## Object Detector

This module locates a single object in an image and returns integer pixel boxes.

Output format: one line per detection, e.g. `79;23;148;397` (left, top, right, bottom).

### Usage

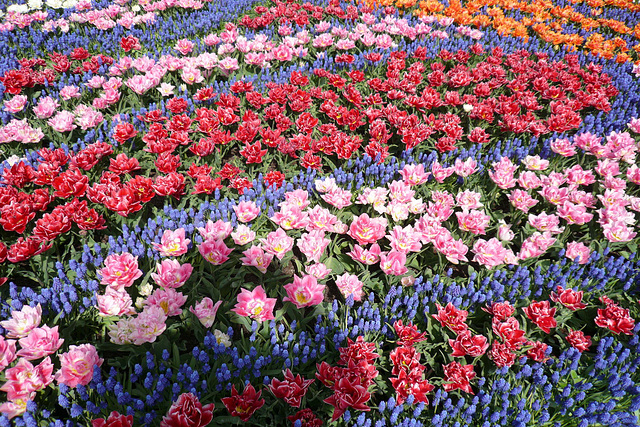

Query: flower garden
1;0;640;424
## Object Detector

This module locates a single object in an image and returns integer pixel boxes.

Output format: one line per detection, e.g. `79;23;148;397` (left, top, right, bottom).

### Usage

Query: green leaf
173;343;180;367
467;265;476;277
230;313;253;331
211;416;241;426
310;303;327;318
323;257;345;275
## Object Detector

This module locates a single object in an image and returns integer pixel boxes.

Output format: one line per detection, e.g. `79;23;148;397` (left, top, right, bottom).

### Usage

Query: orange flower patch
376;0;640;63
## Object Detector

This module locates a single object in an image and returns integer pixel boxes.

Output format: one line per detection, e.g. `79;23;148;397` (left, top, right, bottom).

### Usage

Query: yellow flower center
357;227;371;240
160;301;169;314
295;292;310;305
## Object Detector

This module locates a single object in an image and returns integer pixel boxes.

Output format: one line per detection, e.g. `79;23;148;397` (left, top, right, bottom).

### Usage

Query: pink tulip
198;238;233;265
260;228;294;260
348;213;387;245
233;201;260;223
16;325;64;360
151;259;193;288
0;303;42;339
0;356;53;402
48;110;76;132
144;288;187;317
305;263;332;280
152;228;191;257
96;288;135;317
387;226;422;254
198;220;233;241
380;251;409;276
0;336;17;372
240;245;274;274
189;297;223;328
335;273;364;301
283;275;326;308
98;252;143;291
565;242;591;264
347;243;382;265
472;238;507;269
399;163;430;186
231;224;256;245
55;344;103;388
271;204;309;230
231;286;276;321
297;230;330;263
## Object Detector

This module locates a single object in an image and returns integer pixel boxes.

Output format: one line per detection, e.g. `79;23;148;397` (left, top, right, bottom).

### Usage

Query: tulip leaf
323;256;345;275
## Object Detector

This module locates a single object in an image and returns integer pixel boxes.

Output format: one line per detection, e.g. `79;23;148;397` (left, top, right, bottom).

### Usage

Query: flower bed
0;0;640;425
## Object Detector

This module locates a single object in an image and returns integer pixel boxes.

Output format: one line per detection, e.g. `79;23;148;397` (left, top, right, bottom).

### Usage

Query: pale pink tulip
0;303;42;339
55;344;103;388
283;275;326;308
189;297;223;328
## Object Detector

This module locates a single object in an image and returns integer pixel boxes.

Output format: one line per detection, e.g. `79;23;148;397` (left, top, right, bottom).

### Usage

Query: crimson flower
217;163;244;180
523;300;557;334
268;369;314;408
595;302;635;335
341;359;379;389
287;409;322;427
31;208;72;242
300;152;322;170
92;411;133;427
166;97;188;114
550;286;587;311
0;202;35;234
155;152;182;174
104;187;142;217
338;336;379;365
8;237;51;263
566;329;592;352
221;383;265;422
2;161;35;188
192;176;222;195
323;378;371;421
389;346;423;375
160;393;214;427
109;153;140;175
526;341;549;362
489;341;517;368
70;47;90;60
492;317;527;350
442;361;476;394
229;176;253;195
449;330;489;358
239;141;267;164
389;367;434;405
153;173;185;199
0;241;7;263
482;301;515;321
126;176;155;203
120;36;141;52
315;361;338;389
113;123;138;144
263;170;285;189
432;303;468;333
52;168;88;198
335;54;355;64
